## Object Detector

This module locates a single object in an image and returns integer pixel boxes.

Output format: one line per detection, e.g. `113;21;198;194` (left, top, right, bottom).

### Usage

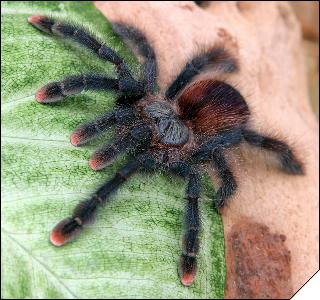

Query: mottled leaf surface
1;1;225;298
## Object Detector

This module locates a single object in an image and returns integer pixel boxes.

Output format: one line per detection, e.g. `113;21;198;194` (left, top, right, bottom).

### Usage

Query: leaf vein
2;228;78;299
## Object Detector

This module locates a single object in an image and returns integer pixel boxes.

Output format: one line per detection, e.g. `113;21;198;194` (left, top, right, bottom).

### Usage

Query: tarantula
28;15;303;286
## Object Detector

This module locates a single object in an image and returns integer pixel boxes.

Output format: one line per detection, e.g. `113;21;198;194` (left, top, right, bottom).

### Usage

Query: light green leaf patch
1;1;225;298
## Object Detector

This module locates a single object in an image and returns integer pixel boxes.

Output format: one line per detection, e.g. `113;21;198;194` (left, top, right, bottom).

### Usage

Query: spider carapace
28;15;303;286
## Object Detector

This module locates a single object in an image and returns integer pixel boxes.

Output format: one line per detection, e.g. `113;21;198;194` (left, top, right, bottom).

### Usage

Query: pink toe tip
181;272;195;286
28;15;44;24
50;228;66;247
89;158;99;171
35;88;46;102
70;133;81;147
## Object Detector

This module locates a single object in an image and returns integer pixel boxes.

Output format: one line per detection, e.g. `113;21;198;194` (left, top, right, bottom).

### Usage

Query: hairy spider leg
89;123;152;170
189;129;242;209
242;129;304;175
211;148;237;209
28;15;144;98
50;155;154;247
112;23;157;93
28;15;129;73
165;47;238;100
190;128;243;163
35;74;119;103
180;174;201;287
169;162;201;286
71;107;137;146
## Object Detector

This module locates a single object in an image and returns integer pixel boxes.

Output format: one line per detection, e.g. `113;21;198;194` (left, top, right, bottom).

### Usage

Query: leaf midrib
1;228;78;299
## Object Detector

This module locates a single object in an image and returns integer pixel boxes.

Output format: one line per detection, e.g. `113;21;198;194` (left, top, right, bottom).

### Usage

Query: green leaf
1;1;225;298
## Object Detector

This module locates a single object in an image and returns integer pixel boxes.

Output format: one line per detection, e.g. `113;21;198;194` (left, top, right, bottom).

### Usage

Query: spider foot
28;15;53;34
179;255;197;286
70;124;99;147
50;217;82;247
281;153;304;175
35;82;65;103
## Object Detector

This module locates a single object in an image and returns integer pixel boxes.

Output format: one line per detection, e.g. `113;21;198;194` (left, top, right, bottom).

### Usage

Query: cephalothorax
28;15;303;286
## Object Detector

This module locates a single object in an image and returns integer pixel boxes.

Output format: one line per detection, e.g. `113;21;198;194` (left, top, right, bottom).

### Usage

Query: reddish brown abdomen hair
177;80;250;135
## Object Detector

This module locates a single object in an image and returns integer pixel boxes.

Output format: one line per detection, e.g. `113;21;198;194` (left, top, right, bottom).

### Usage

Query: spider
28;15;304;287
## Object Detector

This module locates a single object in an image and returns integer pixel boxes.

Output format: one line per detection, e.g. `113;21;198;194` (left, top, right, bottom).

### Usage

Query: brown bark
94;1;319;298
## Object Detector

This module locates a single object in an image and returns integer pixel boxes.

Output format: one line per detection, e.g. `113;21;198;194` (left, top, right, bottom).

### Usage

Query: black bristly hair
28;15;304;287
111;22;157;93
165;47;238;100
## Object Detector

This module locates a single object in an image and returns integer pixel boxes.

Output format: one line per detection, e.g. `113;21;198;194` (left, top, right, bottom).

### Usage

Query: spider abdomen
177;80;250;135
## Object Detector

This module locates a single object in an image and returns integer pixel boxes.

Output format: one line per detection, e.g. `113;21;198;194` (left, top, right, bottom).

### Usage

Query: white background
292;271;320;300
